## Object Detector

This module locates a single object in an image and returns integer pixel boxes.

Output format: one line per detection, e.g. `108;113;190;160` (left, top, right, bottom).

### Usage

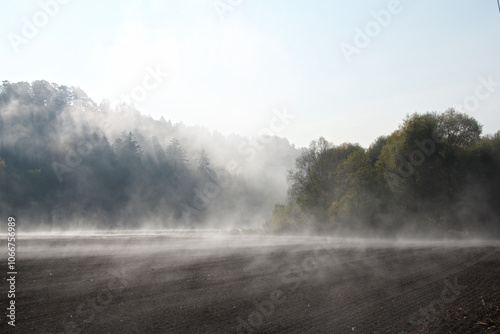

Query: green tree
436;108;482;150
455;131;500;233
287;138;364;227
287;137;333;218
329;149;377;229
376;112;443;209
435;109;482;203
367;136;387;165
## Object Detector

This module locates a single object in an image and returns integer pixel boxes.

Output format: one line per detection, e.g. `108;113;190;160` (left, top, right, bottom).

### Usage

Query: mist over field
1;1;500;333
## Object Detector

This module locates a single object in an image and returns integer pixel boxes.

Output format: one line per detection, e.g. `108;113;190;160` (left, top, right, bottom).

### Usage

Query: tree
166;139;188;167
287;138;365;226
198;149;214;179
376;112;444;209
287;137;332;213
436;108;482;150
455;131;500;233
435;109;482;203
125;132;143;159
329;149;377;229
113;132;143;162
367;136;388;165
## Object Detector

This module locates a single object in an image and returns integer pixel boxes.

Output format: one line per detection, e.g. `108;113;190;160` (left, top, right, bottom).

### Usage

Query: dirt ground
1;235;499;333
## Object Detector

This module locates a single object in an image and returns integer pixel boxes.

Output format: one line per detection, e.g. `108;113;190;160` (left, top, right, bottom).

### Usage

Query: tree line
0;80;297;228
3;80;498;236
269;109;500;237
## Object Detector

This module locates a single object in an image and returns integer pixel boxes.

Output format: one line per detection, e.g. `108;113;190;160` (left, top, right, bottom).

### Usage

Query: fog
0;81;299;231
1;81;499;241
2;2;500;332
6;229;500;260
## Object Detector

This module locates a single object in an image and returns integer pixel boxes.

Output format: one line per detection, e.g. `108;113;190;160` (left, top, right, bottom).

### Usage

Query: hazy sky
2;0;500;147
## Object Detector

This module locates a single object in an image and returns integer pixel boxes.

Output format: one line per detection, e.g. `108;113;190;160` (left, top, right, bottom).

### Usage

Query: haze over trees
1;80;499;237
270;110;500;237
0;80;298;229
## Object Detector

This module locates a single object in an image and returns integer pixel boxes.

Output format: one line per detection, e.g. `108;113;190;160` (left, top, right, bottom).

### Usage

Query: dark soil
1;236;498;333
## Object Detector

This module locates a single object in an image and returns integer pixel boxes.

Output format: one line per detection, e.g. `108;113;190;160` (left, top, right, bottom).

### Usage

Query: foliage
273;110;500;237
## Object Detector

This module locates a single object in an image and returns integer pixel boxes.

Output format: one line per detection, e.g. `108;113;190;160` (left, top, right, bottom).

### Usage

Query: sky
1;0;500;148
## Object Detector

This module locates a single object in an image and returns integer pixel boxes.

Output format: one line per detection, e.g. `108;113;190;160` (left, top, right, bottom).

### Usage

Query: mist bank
269;109;500;238
0;80;298;229
2;80;499;238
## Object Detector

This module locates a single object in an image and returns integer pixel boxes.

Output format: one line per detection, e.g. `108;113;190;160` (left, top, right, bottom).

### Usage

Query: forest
270;110;500;237
0;80;298;229
1;80;499;237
